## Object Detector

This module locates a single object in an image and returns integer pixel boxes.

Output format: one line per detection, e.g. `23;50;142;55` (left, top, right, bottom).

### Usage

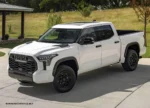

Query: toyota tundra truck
8;22;146;93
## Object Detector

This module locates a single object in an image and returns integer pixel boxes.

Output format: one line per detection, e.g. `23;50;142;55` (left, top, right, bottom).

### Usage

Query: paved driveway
0;48;150;108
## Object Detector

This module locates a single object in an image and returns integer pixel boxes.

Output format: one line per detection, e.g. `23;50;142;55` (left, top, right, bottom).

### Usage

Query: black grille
9;54;37;73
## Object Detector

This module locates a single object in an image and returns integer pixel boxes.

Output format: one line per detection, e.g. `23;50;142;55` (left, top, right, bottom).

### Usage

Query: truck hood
11;41;67;55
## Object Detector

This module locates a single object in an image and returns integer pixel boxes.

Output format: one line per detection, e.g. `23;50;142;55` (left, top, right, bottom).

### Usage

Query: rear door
94;25;121;67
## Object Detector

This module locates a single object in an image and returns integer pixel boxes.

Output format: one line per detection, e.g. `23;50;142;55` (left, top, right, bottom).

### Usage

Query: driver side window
81;28;97;41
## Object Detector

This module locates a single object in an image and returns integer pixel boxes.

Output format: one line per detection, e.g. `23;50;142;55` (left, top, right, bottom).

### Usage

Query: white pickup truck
8;22;146;92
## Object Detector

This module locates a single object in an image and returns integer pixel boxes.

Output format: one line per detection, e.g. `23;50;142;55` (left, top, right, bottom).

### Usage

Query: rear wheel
122;49;139;71
53;65;76;93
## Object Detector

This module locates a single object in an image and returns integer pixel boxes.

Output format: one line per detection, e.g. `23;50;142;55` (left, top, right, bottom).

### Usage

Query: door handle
114;41;120;44
96;45;102;48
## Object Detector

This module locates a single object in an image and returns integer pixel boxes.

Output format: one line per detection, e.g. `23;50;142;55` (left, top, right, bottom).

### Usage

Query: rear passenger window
94;25;114;41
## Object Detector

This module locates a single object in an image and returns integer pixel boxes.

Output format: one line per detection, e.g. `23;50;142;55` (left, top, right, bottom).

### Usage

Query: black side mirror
82;37;94;45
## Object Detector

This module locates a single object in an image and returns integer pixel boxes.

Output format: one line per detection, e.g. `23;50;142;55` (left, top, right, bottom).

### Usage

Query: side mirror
82;37;94;45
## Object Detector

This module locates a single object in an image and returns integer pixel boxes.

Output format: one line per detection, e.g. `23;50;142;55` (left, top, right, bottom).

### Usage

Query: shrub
8;24;12;34
80;6;93;17
50;9;54;13
47;14;62;29
76;0;93;17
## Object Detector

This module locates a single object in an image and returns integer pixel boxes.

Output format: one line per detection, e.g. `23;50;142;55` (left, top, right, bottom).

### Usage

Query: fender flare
52;57;79;76
124;42;140;57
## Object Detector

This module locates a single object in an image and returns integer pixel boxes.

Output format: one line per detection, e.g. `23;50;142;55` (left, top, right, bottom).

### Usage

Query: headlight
37;54;58;66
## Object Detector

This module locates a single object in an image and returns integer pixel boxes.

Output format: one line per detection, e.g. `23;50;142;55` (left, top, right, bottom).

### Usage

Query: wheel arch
53;57;79;77
124;42;140;57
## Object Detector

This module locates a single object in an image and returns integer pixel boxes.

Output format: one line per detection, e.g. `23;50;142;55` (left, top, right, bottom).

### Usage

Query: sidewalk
117;81;150;108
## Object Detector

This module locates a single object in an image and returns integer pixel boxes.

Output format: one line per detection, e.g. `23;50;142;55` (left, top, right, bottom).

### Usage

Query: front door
78;27;102;73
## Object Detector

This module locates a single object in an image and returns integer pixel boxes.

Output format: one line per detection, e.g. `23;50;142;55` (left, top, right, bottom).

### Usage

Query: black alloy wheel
122;50;139;71
53;65;76;93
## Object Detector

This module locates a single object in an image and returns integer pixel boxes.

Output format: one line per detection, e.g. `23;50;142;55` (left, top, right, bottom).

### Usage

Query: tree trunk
144;13;147;47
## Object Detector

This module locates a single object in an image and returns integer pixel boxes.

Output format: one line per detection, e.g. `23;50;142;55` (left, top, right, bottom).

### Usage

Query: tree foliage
76;0;93;17
30;0;43;12
132;0;150;46
0;0;131;12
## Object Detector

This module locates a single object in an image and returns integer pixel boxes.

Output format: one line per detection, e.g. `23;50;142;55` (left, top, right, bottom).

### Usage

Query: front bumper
9;70;33;82
8;69;54;84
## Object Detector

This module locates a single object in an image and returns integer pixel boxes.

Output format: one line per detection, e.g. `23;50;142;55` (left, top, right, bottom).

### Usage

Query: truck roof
53;22;112;29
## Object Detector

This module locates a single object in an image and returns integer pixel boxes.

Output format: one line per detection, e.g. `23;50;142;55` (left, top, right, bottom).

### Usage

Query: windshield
39;28;81;43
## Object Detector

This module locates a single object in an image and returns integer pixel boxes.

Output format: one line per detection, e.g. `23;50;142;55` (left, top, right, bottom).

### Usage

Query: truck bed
117;30;141;36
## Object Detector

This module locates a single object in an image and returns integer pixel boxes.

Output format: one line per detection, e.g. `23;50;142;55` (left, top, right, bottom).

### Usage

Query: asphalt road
0;48;150;108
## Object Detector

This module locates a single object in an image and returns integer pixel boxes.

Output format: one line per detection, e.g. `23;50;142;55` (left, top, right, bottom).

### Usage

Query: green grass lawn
0;8;150;57
0;51;5;57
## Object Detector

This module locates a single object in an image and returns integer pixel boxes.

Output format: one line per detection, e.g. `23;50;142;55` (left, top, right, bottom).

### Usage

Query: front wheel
122;50;139;71
53;65;76;93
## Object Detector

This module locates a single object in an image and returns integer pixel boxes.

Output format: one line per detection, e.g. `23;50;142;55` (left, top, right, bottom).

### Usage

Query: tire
53;65;76;93
122;49;139;71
